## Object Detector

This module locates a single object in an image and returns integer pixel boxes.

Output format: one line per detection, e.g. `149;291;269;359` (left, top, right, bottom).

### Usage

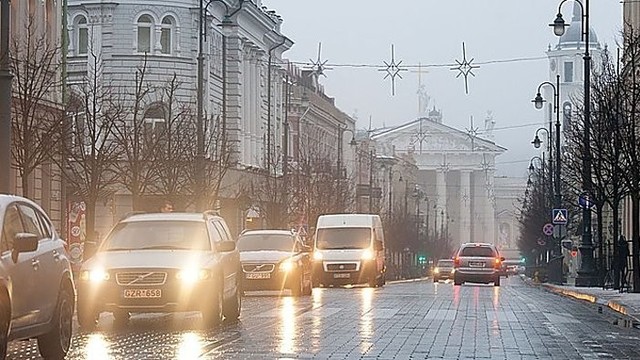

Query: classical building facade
65;0;292;235
371;109;506;248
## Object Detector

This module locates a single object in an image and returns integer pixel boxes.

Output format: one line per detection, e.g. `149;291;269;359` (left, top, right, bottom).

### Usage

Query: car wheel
376;273;385;287
202;287;223;328
77;300;99;331
291;274;304;297
223;282;241;323
494;277;501;287
302;275;313;296
433;276;439;283
112;310;130;327
0;295;9;360
38;286;73;359
454;275;462;286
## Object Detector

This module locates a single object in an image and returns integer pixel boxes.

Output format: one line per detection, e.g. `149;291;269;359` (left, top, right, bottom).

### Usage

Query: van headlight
313;251;323;261
80;268;110;282
176;268;210;283
361;249;374;261
279;260;295;272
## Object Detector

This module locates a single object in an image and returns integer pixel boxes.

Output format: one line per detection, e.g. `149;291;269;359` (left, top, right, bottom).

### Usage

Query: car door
0;204;38;329
21;204;64;323
212;220;238;298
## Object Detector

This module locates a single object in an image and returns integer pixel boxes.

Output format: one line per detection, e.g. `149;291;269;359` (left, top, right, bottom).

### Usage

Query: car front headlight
279;260;295;272
450;268;455;274
313;251;323;261
433;267;440;274
361;249;374;261
80;268;110;282
176;268;210;283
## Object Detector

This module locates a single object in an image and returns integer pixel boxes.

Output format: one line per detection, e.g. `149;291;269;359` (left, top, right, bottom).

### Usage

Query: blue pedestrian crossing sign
552;209;568;225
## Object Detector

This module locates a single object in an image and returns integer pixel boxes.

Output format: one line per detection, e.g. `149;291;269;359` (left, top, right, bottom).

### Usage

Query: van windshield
316;228;371;250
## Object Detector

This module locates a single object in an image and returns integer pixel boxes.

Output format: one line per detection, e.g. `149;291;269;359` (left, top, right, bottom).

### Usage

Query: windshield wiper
137;245;188;250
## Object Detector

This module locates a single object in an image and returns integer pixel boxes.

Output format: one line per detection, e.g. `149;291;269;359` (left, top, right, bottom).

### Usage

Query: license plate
123;288;161;298
469;262;485;267
333;273;350;279
246;273;271;279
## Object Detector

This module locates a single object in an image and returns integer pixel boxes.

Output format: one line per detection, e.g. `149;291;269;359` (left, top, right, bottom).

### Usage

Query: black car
238;230;312;296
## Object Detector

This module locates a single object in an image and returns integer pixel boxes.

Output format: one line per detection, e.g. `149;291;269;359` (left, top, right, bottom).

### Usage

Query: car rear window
459;246;496;257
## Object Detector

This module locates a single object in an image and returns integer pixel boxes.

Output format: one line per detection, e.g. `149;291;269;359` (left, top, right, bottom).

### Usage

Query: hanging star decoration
308;42;331;78
465;116;479;151
378;44;407;96
450;42;479;94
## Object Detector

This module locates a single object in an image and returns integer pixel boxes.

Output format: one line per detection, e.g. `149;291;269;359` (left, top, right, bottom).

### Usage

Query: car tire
38;286;73;359
202;287;223;328
494;277;501;287
112;310;130;327
433;276;439;283
376;273;385;287
223;282;241;323
302;275;313;296
0;294;9;360
77;299;99;331
454;276;462;286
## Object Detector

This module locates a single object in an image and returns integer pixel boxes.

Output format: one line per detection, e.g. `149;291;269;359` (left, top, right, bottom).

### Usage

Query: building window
564;61;573;83
77;16;89;55
144;104;166;143
160;16;175;55
137;15;153;53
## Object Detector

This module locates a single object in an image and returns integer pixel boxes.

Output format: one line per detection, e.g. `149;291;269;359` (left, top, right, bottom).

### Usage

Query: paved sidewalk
530;277;640;328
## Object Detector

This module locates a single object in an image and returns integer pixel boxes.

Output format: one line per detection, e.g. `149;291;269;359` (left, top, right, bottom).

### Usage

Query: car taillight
453;257;460;267
494;258;501;269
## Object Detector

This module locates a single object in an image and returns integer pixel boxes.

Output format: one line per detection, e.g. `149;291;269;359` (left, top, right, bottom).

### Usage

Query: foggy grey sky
263;0;623;177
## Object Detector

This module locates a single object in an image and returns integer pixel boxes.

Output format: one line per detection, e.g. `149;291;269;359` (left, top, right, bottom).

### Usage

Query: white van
311;214;386;287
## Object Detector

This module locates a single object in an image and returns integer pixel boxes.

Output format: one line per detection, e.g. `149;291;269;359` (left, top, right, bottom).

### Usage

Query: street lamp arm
534;81;558;113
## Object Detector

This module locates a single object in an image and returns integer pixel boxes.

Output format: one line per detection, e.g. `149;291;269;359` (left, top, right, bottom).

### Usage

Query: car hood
82;250;212;270
240;250;292;263
315;249;367;261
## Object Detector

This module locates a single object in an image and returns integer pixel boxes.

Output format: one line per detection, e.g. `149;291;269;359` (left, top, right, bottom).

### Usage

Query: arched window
160;16;175;55
76;16;88;55
137;15;153;53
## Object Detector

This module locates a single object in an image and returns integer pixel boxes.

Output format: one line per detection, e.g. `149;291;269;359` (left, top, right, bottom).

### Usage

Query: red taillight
454;257;460;267
494;258;501;269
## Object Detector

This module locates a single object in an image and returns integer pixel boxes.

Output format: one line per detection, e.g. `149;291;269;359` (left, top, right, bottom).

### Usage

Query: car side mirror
217;240;236;252
500;256;505;262
12;233;39;263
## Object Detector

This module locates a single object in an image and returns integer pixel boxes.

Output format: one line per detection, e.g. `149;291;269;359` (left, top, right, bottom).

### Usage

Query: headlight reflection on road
493;286;500;309
84;333;111;360
177;332;203;360
278;296;297;355
310;288;324;350
359;287;374;353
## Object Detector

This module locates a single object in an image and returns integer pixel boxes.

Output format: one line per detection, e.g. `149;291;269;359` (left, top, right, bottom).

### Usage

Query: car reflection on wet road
7;277;640;359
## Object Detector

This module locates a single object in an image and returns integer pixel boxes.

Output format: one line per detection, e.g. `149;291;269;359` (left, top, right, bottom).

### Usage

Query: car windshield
459;246;496;257
316;228;371;250
237;234;294;252
100;221;210;251
437;260;454;267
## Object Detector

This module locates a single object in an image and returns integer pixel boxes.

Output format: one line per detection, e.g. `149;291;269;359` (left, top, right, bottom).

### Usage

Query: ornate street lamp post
550;0;596;286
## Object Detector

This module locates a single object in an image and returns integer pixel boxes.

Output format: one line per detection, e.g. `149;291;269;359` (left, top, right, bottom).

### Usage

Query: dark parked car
76;211;241;329
0;195;75;359
238;230;312;296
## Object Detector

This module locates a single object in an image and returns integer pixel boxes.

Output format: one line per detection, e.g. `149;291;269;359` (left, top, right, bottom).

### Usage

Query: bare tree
10;16;63;197
54;54;123;240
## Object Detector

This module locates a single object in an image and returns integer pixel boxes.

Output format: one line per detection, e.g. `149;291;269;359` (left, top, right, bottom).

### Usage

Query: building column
436;169;447;232
459;170;471;246
485;169;496;245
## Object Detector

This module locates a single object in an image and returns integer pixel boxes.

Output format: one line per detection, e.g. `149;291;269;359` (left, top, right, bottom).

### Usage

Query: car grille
242;263;275;273
116;272;167;286
326;263;358;272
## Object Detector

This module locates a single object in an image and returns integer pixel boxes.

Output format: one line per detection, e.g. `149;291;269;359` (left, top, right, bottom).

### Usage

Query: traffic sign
542;223;554;236
553;224;567;239
579;192;594;209
552;209;568;225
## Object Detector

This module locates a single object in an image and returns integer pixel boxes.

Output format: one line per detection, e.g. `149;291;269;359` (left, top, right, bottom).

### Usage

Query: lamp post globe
551;13;567;36
532;93;545;110
532;135;542;149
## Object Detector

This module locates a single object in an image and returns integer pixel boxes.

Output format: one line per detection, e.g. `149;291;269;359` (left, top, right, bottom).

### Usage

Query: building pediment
371;117;506;155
